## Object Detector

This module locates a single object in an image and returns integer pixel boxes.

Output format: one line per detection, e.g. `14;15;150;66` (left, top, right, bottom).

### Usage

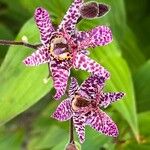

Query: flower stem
0;39;42;49
69;117;74;144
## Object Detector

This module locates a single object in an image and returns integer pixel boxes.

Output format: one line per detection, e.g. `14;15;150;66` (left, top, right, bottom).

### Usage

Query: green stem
69;117;74;144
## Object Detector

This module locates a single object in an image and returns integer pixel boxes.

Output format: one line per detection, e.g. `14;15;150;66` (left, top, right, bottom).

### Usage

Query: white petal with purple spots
23;46;50;66
68;77;79;97
77;26;112;50
73;52;110;80
52;98;72;121
35;7;54;45
100;92;125;108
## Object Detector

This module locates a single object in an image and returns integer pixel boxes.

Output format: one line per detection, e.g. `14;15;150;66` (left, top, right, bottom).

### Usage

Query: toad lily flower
23;0;112;100
52;75;125;143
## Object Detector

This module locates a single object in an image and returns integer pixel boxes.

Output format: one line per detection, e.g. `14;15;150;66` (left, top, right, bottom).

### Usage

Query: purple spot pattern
52;75;125;143
78;74;105;100
52;98;73;121
73;112;86;143
50;58;72;100
100;92;125;108
23;46;50;66
80;49;90;55
73;52;110;80
58;0;83;36
68;77;79;97
77;26;112;50
35;7;54;45
86;109;119;137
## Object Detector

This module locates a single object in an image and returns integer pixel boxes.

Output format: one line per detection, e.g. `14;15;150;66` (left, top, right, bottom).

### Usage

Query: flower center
50;36;71;60
72;95;90;111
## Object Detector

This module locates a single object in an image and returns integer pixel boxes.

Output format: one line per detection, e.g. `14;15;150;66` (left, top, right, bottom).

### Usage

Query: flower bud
80;2;99;19
65;143;78;150
80;2;110;19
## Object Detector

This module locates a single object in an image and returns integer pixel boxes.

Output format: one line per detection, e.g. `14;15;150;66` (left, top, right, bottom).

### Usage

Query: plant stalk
0;39;42;49
69;117;74;144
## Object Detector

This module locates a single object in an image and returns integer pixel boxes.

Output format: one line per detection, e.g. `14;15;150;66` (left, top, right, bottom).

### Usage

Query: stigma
50;36;71;60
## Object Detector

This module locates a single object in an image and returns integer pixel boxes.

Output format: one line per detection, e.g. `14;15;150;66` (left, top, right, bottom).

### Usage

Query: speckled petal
77;26;112;50
35;7;54;45
80;49;90;55
68;77;79;97
86;109;119;137
23;46;50;66
52;98;72;121
100;92;125;108
73;112;86;143
78;75;105;100
73;52;110;80
50;59;71;100
58;0;83;35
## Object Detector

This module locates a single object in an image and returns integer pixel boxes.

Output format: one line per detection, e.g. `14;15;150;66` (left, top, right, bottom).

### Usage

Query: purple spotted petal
80;49;90;55
100;92;125;108
77;26;112;50
73;112;86;143
73;52;110;80
58;0;83;35
35;7;54;45
50;59;71;100
23;46;50;66
86;109;119;137
78;75;106;100
68;77;79;97
52;98;72;121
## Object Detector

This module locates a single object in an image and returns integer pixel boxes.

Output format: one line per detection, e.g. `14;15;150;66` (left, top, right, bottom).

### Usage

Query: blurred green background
0;0;150;149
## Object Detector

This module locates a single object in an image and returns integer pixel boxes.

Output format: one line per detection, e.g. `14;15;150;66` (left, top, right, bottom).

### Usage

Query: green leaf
124;112;150;150
0;23;14;64
103;0;127;40
0;128;24;150
0;18;52;125
125;0;150;59
28;125;68;150
119;26;146;73
134;60;150;112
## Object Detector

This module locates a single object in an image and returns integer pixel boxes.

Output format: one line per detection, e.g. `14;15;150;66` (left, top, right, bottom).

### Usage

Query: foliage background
0;0;150;149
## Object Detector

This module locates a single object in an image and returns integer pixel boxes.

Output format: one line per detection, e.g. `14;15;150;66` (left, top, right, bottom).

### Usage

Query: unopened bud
98;3;110;17
65;143;78;150
80;2;98;19
80;2;110;19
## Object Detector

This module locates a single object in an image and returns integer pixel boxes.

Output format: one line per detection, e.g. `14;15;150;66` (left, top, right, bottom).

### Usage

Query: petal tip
22;58;29;66
54;92;62;100
117;92;126;100
35;7;45;13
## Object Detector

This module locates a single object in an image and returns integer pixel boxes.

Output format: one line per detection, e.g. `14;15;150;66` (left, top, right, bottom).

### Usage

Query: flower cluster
23;0;112;100
23;0;125;144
